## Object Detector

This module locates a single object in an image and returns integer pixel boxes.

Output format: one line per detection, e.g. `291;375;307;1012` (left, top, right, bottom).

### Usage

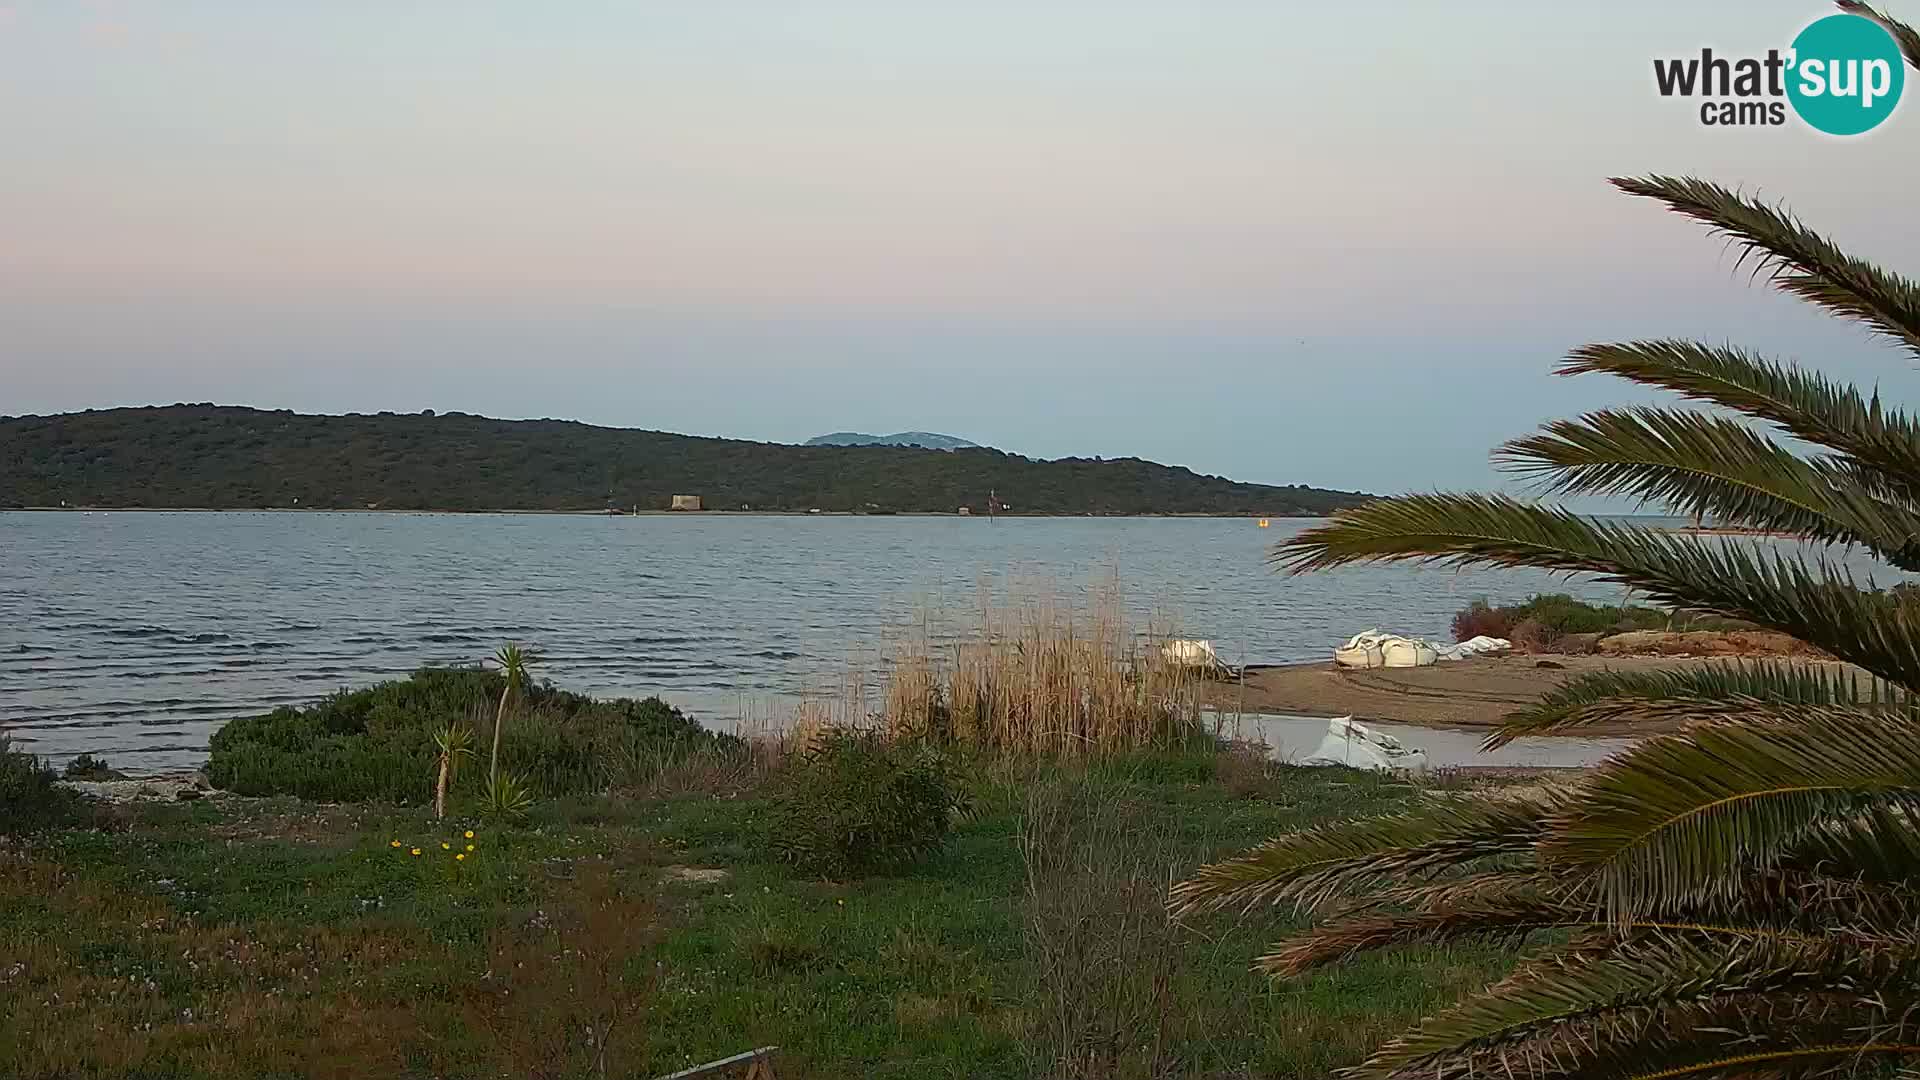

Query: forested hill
0;406;1370;516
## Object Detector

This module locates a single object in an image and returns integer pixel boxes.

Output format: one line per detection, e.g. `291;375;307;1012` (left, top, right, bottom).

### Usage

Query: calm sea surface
2;511;1898;772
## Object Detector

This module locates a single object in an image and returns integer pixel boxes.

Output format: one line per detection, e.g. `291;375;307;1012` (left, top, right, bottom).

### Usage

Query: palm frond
1838;1;1920;72
1275;495;1920;691
1347;936;1920;1080
1611;175;1920;355
1497;405;1920;568
1785;803;1920;887
1254;899;1842;980
1488;662;1911;747
1559;341;1920;500
1166;796;1556;918
1270;867;1920;980
1543;711;1920;916
1407;998;1920;1080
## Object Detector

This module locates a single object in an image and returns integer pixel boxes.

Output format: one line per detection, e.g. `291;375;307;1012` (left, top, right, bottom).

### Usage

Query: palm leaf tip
1168;796;1556;918
1607;176;1920;355
1485;661;1909;748
1837;0;1920;71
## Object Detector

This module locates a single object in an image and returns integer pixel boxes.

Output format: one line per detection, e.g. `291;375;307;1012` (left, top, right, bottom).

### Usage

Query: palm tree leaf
1257;900;1837;980
1346;936;1920;1080
1275;495;1920;691
1488;662;1910;747
1611;175;1920;355
1784;803;1920;888
1166;795;1557;918
1424;1000;1920;1080
1497;406;1920;569
1838;1;1920;76
1262;866;1918;978
1542;710;1920;916
1559;341;1920;502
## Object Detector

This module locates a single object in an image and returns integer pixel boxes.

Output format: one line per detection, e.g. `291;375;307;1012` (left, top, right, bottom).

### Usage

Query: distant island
0;405;1371;516
805;431;982;451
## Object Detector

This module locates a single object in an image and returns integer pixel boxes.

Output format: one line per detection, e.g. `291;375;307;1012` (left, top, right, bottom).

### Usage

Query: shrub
61;753;120;780
1506;616;1560;653
0;738;86;833
1450;593;1670;642
208;666;737;803
1020;769;1189;1078
769;727;962;878
1449;599;1514;642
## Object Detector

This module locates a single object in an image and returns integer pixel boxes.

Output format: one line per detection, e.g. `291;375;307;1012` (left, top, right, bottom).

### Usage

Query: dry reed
873;581;1211;757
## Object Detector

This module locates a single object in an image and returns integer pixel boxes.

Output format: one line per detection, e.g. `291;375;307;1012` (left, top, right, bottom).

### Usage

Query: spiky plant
486;643;535;784
1173;7;1920;1078
478;770;535;821
431;722;475;820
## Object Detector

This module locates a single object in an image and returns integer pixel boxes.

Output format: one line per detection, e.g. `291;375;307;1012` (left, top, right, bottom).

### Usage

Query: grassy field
0;751;1522;1079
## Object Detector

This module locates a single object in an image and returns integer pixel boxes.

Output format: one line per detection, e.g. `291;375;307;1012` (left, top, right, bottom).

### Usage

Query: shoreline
5;506;1328;519
1206;654;1857;738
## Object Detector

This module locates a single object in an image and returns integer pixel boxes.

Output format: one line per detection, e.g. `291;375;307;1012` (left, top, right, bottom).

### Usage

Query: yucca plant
431;722;475;820
1173;6;1920;1078
478;770;535;820
486;643;535;784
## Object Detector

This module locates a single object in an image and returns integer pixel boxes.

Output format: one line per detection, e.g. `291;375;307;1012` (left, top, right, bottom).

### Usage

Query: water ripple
3;510;1891;769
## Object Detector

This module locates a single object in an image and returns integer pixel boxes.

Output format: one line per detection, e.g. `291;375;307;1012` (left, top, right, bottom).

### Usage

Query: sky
3;1;1917;497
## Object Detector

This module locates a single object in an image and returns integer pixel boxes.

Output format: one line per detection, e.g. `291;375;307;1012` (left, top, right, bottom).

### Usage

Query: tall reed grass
863;581;1213;757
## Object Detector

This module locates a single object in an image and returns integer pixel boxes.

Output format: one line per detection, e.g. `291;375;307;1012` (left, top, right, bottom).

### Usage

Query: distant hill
805;431;981;450
0;405;1371;516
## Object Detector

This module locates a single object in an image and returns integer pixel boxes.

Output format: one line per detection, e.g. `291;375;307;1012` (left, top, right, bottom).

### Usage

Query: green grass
1;751;1524;1079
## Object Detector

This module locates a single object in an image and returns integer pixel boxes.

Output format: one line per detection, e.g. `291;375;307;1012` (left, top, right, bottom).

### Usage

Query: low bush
207;666;737;803
769;727;963;878
1506;616;1559;652
1451;593;1671;644
0;738;87;833
62;753;120;780
1449;599;1514;642
1019;769;1190;1078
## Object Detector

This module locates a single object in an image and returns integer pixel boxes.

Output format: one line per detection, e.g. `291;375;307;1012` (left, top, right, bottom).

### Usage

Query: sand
1207;654;1860;737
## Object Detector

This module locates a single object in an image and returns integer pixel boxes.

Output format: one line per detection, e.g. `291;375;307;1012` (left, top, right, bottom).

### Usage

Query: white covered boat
1335;630;1507;669
1334;630;1438;669
1162;638;1237;678
1301;716;1429;772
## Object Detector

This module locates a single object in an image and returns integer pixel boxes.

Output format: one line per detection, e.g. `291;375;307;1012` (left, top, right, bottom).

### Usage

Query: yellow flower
456;853;466;861
389;840;401;848
441;842;450;850
410;848;421;857
465;844;475;852
464;830;474;839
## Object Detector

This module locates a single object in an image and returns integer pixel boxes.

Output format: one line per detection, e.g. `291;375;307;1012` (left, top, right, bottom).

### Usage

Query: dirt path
1206;654;1860;736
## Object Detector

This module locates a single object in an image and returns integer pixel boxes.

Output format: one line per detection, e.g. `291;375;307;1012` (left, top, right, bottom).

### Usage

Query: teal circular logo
1787;13;1905;135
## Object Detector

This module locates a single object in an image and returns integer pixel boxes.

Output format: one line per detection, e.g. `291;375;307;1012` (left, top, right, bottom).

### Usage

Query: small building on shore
669;494;703;511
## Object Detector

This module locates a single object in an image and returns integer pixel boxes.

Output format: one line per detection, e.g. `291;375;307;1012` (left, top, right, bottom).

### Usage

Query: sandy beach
1209;654;1860;737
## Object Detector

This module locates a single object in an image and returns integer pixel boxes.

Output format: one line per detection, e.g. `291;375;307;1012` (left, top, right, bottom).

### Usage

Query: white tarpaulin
1301;716;1430;772
1334;630;1508;669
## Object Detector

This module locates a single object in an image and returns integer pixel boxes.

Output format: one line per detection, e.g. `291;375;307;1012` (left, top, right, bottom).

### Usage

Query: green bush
770;728;963;879
62;753;120;780
207;666;737;804
0;738;86;834
1451;593;1670;642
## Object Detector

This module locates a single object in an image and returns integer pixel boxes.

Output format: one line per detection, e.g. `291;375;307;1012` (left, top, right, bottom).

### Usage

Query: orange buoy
1257;518;1270;528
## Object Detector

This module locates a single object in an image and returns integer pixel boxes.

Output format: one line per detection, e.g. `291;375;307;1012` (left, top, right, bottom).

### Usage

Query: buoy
1257;518;1270;528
